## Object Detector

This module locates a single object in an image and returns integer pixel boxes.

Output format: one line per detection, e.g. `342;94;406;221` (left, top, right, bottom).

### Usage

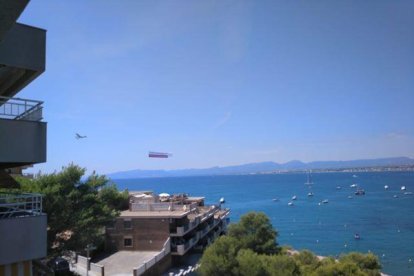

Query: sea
113;171;414;276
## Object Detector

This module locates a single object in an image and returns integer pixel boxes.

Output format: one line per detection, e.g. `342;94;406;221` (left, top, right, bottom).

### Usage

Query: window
123;219;132;229
124;238;133;247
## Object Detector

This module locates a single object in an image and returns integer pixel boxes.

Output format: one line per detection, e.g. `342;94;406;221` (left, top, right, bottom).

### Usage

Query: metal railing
201;206;218;222
171;217;200;236
0;192;43;219
130;202;198;212
0;96;43;121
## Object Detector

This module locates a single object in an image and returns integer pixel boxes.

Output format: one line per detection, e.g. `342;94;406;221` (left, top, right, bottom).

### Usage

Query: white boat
272;198;279;202
336;186;341;190
352;175;358;178
292;195;297;200
401;186;406;191
322;199;329;204
348;195;353;199
350;184;357;188
393;195;398;198
355;189;365;195
404;192;413;195
307;192;314;197
220;197;226;204
288;202;294;206
305;170;313;185
384;185;389;190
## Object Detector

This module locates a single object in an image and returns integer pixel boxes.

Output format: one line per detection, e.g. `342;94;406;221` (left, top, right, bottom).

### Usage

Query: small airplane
75;133;87;139
148;151;172;158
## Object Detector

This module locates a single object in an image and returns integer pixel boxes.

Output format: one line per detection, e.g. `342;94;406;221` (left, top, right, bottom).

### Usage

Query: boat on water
350;184;357;188
288;201;294;206
384;185;389;190
404;192;413;195
352;175;358;178
354;233;361;240
304;170;313;185
272;198;279;202
348;195;353;199
336;186;341;190
322;199;329;204
307;192;314;197
393;195;398;198
355;189;365;195
401;186;406;191
292;195;297;200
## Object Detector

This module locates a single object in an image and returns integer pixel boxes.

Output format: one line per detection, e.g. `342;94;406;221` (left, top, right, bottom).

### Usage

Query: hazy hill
107;157;414;179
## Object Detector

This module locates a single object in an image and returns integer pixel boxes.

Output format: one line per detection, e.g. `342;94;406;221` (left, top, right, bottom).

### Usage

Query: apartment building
0;1;47;275
105;191;230;274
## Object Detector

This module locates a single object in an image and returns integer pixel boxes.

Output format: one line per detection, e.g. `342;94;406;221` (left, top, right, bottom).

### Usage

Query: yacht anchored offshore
305;170;314;185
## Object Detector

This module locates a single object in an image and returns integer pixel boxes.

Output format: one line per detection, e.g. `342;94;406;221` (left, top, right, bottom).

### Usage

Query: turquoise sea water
114;172;414;276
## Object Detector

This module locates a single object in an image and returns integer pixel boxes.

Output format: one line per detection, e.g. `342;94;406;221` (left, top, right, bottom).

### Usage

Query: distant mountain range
107;157;414;179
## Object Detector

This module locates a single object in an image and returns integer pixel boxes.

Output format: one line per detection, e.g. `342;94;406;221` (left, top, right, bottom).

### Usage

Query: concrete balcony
0;23;46;98
200;207;217;222
170;218;199;237
0;96;46;169
171;234;200;256
0;193;47;265
173;241;190;256
0;1;29;42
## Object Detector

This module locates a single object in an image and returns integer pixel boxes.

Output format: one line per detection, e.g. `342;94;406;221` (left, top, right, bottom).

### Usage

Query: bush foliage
199;212;381;276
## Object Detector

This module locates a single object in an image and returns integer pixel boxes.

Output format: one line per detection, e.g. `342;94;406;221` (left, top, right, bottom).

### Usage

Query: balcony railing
130;202;198;212
172;207;225;235
0;96;43;121
0;192;43;219
201;206;218;222
172;234;200;255
171;217;200;236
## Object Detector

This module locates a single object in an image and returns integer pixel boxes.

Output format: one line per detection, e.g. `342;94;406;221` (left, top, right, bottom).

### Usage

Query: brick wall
106;218;170;252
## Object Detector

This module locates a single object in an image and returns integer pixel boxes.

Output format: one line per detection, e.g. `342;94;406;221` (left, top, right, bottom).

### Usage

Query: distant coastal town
255;165;414;175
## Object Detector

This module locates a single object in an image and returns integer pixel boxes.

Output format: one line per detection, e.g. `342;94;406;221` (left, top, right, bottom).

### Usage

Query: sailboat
304;170;313;185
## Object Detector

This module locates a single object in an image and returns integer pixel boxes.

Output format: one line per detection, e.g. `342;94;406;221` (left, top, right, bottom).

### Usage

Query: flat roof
97;250;159;276
120;210;190;219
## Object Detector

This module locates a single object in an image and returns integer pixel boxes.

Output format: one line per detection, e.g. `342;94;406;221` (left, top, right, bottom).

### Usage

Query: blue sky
19;0;414;174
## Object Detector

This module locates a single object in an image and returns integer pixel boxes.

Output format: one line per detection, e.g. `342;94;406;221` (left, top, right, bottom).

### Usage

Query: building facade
0;1;47;275
105;192;230;274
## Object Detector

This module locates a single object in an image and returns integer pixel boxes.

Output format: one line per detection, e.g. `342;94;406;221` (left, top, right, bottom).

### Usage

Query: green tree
198;236;241;276
18;164;126;256
235;249;267;276
98;184;129;211
339;252;381;276
228;212;280;254
199;212;282;276
294;250;320;274
261;254;301;276
198;212;382;276
311;261;367;276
